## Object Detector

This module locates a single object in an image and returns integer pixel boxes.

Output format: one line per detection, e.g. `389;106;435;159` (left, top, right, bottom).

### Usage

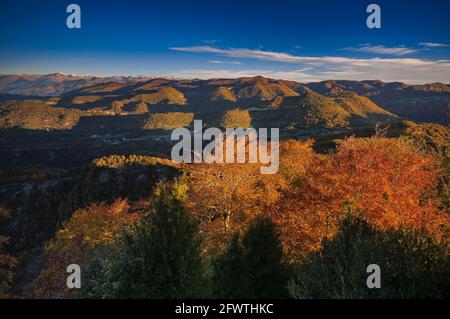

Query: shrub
92;154;177;169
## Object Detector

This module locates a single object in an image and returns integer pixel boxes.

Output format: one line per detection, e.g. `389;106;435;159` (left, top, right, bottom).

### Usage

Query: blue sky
0;0;449;83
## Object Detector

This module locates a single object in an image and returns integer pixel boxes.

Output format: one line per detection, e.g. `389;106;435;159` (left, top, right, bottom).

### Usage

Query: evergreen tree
81;179;210;298
288;214;450;299
213;216;288;298
212;234;246;298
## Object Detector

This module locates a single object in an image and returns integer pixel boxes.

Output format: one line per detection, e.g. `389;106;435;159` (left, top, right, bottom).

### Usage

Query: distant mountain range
0;74;449;127
0;73;153;96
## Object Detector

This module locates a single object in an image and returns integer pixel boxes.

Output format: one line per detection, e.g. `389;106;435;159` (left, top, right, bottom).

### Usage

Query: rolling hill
305;80;450;123
1;75;448;132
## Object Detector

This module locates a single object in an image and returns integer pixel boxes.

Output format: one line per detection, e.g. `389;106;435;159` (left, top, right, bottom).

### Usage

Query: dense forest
1;0;449;303
1;121;448;299
0;74;449;299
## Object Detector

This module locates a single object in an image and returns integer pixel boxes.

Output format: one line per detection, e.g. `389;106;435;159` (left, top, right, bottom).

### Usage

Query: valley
0;75;408;168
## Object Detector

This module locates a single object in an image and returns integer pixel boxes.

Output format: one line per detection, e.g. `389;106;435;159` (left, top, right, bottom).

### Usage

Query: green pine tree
80;179;210;298
288;214;450;299
213;216;289;298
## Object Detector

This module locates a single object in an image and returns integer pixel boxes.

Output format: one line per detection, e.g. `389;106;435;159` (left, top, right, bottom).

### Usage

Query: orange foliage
188;162;263;252
274;137;449;262
24;136;449;297
278;139;314;183
27;199;146;298
186;139;313;254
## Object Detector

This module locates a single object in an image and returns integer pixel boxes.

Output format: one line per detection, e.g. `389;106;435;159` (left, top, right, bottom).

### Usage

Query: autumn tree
188;163;259;230
278;139;313;184
274;137;449;262
186;160;278;255
27;199;143;298
186;139;313;254
213;216;289;298
401;122;450;212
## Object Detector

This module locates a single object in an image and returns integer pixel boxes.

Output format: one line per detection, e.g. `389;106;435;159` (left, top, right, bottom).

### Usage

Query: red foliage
27;199;146;298
274;137;449;261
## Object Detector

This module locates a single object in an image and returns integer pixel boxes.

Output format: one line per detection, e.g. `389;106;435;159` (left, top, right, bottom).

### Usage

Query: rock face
0;158;181;252
0;156;180;294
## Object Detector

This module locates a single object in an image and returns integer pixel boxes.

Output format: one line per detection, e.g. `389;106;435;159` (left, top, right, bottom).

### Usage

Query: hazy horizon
1;0;449;84
1;72;449;86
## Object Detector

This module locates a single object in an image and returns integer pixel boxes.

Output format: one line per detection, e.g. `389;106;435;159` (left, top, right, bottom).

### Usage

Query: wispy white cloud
171;46;318;63
208;60;242;65
342;45;417;56
418;42;449;48
170;46;450;83
170;46;425;64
